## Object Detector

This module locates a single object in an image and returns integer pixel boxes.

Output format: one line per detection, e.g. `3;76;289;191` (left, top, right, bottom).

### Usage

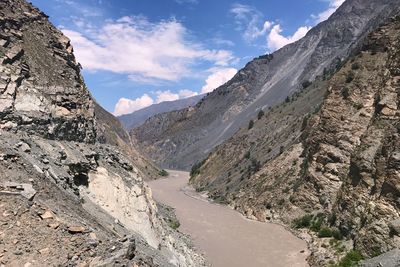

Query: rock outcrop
0;1;205;266
132;0;400;170
191;15;400;266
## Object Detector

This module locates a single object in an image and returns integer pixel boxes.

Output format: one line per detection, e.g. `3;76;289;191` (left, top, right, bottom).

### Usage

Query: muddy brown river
148;170;309;267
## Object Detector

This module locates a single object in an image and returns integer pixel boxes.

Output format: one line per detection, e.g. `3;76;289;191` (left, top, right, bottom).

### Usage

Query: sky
30;0;344;116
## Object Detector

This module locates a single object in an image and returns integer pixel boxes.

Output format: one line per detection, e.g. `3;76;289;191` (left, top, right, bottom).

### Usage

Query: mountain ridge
132;0;400;170
191;14;400;266
118;94;204;130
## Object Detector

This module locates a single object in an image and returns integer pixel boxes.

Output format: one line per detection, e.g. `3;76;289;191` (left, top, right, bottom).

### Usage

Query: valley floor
148;170;309;267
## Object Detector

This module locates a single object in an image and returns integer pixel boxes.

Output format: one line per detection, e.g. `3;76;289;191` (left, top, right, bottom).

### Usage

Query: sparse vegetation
333;250;363;267
248;119;254;129
292;214;313;228
257;109;265;120
190;159;206;178
318;227;333;238
302;80;312;89
250;158;261;173
341;87;350;99
351;62;360;70
345;72;355;83
159;169;169;176
168;219;180;230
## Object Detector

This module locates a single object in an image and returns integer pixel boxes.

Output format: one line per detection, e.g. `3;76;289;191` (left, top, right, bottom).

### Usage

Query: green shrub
250;158;261;173
310;217;324;232
341;87;350;99
351;62;360;70
257;109;265;120
159;169;169;176
318;227;333;238
332;229;343;240
292;214;313;229
168;219;180;230
190;159;206;177
345;72;355;83
337;250;363;267
302;80;312;89
248;119;254;129
244;151;251;159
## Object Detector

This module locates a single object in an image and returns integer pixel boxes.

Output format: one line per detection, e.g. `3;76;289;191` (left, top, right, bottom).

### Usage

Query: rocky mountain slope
133;0;400;170
119;94;204;130
0;1;205;266
191;15;400;266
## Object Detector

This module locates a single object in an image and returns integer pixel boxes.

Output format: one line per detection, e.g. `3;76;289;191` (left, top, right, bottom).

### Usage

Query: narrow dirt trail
148;170;309;267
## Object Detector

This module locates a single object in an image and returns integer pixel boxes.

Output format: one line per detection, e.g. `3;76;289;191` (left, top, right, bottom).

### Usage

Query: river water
148;170;309;267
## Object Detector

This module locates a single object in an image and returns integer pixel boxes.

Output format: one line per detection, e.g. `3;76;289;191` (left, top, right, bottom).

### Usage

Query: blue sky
30;0;344;115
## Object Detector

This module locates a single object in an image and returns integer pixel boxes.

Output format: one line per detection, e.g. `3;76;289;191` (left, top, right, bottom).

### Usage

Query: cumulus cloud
62;16;235;83
113;94;154;116
313;0;345;23
113;89;199;116
201;68;237;94
267;25;311;51
178;89;198;98
230;4;273;42
175;0;198;4
155;90;180;103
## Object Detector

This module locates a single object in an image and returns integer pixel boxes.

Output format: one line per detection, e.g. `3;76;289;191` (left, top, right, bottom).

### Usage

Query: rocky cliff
132;0;400;170
191;15;400;266
0;1;205;266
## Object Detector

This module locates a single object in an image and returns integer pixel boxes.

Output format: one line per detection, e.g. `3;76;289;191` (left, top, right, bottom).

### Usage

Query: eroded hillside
191;16;400;266
0;1;205;266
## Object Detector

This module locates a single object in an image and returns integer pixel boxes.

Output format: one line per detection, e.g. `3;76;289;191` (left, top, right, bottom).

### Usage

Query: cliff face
132;0;400;170
0;0;95;143
191;16;400;265
0;1;205;266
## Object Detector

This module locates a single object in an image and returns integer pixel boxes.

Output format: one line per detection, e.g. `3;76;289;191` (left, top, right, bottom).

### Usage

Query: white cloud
62;16;235;83
313;0;345;23
175;0;198;4
179;89;198;98
212;37;235;47
201;68;237;94
267;25;311;51
113;89;200;115
113;94;154;116
155;90;180;103
230;4;273;42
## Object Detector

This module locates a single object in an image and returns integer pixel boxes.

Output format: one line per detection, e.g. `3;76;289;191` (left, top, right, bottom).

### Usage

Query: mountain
0;1;205;266
190;15;400;266
119;94;204;130
132;0;400;170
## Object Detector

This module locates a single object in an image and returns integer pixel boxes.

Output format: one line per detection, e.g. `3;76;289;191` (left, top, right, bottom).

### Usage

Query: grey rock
361;249;400;267
389;219;400;235
2;182;36;200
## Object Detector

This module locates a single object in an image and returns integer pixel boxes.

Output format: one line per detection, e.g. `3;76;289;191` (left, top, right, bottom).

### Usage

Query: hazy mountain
118;94;204;130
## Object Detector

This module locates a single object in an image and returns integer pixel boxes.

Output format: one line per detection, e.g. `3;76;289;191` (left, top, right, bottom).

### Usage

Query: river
148;170;309;267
